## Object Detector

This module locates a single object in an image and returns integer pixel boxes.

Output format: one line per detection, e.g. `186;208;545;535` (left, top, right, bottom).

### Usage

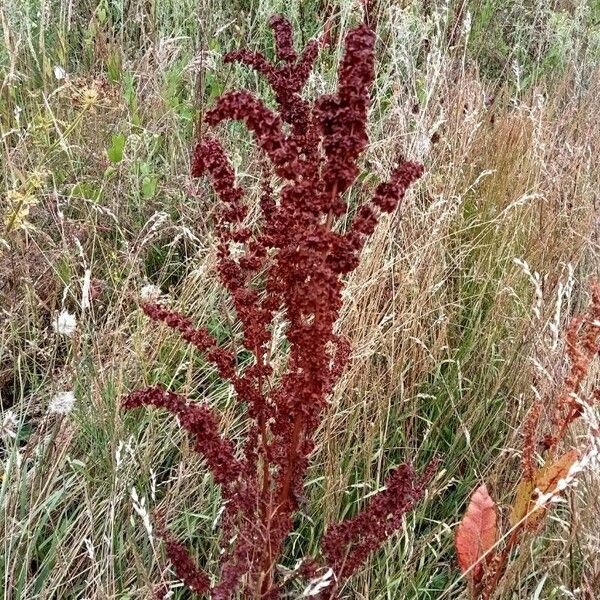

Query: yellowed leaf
509;478;535;527
510;450;579;531
535;449;579;495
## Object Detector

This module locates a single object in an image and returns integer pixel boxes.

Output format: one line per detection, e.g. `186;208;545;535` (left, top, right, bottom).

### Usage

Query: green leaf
72;181;101;202
141;176;158;199
107;133;126;163
107;51;122;83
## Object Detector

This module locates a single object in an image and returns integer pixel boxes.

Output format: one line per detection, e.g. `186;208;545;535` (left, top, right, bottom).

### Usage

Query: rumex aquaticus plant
455;282;600;599
123;12;431;599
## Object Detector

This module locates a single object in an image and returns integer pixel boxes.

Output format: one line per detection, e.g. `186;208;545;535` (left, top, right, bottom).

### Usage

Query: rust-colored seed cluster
322;462;438;582
124;14;425;599
544;283;600;450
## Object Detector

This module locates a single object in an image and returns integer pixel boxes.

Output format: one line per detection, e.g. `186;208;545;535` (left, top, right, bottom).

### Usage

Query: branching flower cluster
124;13;426;599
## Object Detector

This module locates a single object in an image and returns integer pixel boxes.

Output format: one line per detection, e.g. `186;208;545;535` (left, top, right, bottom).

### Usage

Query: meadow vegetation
1;0;600;598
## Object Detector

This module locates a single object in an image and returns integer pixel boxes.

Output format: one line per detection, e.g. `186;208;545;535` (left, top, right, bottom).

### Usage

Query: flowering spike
295;40;319;84
269;15;297;63
125;13;425;598
212;537;257;600
543;282;600;450
141;302;237;380
205;91;298;179
161;530;211;595
123;387;244;490
224;49;276;81
321;462;436;584
316;24;376;199
371;161;425;213
192;137;244;207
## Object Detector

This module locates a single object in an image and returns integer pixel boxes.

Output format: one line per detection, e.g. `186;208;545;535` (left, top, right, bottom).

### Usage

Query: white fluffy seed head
0;410;18;440
54;65;67;80
53;310;77;337
140;284;162;302
49;391;76;415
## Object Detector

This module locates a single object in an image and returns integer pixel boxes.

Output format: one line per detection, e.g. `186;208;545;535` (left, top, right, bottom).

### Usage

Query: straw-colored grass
1;1;599;598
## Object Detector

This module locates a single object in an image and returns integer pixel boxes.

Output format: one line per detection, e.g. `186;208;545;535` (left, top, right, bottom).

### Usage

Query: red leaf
455;484;498;581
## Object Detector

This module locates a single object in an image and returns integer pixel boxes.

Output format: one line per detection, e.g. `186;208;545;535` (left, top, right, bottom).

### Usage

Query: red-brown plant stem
259;198;340;595
255;341;276;598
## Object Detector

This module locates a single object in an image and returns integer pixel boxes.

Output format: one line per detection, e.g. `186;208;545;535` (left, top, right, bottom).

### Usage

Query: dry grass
1;1;600;598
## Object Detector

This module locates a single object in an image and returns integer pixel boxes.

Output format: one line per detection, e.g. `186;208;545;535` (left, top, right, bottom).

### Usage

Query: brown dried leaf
455;484;499;582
